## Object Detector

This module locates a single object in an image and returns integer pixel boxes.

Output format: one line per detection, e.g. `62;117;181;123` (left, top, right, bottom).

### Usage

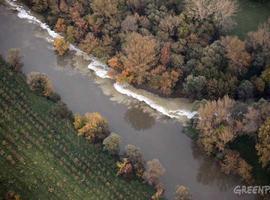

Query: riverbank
0;57;155;199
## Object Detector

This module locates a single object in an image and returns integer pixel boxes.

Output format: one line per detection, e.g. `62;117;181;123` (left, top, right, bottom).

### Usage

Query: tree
253;77;265;94
143;159;165;186
66;26;76;43
125;144;143;165
256;118;270;168
7;48;23;72
157;15;181;41
59;0;68;13
79;33;99;54
125;144;145;177
108;56;123;71
221;150;253;183
238;159;253;184
55;18;67;33
53;37;69;56
91;0;119;19
184;0;238;30
117;158;133;177
151;184;165;200
197;96;237;154
31;0;48;12
261;67;270;85
126;0;147;14
221;150;239;175
121;15;139;32
175;185;192;200
103;132;121;155
27;72;53;97
183;75;207;100
119;32;159;85
73;112;109;143
241;107;261;135
160;43;171;67
50;101;73;121
149;65;182;96
246;19;270;72
237;80;254;100
221;36;251;76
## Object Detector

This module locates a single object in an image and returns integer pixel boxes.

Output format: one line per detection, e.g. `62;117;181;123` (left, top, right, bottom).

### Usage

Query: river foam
5;0;197;120
114;83;197;119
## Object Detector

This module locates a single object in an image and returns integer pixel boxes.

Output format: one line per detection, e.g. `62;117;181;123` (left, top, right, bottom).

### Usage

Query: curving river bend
0;3;255;200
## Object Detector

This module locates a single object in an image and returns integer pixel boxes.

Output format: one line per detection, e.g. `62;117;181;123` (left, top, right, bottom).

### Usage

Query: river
0;3;254;200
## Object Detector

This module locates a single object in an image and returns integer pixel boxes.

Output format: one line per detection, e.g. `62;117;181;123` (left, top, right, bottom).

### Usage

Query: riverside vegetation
20;0;270;99
0;52;178;199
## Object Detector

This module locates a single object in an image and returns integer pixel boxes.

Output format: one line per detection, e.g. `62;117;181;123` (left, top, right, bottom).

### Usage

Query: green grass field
0;59;154;199
232;0;270;38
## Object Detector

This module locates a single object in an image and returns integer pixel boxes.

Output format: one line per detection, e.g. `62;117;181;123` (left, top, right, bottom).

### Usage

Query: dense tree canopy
197;96;237;154
22;0;270;99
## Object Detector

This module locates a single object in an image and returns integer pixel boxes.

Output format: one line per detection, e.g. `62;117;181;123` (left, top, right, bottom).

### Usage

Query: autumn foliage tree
118;32;159;85
116;158;133;177
256;118;270;168
221;150;253;183
149;65;182;95
27;72;54;97
53;37;69;56
124;144;145;177
221;36;251;76
91;0;119;19
197;96;237;154
73;112;109;143
55;18;67;33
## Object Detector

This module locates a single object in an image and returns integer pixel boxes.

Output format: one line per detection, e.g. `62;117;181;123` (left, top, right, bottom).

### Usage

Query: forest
20;0;270;99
